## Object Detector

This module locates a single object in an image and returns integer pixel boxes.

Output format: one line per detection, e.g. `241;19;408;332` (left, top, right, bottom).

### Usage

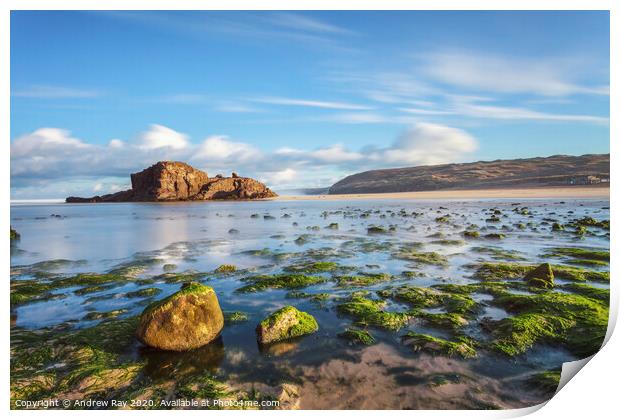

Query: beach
277;186;610;201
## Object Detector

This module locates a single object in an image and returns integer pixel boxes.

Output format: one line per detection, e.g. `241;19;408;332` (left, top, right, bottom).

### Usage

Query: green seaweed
338;328;375;345
402;332;477;358
336;296;410;330
236;273;326;293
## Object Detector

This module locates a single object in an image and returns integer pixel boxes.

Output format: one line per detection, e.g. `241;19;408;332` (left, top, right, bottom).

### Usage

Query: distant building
568;175;609;185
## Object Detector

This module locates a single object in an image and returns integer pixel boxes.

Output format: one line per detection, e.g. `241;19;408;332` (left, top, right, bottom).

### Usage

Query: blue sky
10;11;609;198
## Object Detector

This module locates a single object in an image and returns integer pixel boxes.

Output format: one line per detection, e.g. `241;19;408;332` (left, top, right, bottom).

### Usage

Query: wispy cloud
267;12;357;36
253;96;373;110
423;51;609;97
12;85;101;99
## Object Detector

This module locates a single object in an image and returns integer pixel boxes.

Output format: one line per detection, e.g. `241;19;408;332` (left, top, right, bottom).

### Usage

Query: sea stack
66;161;277;202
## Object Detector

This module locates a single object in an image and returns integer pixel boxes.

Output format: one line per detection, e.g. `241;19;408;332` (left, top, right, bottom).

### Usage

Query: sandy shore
276;186;609;201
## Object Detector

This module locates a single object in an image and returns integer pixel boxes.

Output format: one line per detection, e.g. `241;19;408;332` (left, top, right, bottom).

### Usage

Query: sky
10;10;610;199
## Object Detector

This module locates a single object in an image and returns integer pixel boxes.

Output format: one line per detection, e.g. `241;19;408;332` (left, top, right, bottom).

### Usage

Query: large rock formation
136;282;224;351
66;161;277;202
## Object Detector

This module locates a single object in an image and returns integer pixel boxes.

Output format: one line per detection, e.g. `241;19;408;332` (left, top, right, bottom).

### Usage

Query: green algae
214;264;237;273
142;282;214;316
258;306;318;342
462;230;480;238
335;272;392;287
551;222;564;231
573;216;609;230
285;291;330;301
378;285;445;307
125;287;162;298
488;292;608;357
415;311;469;331
523;263;554;289
83;309;129;321
336;296;410;330
543;247;609;263
559;283;609;302
379;285;479;316
283;261;340;274
402;332;477;358
432;239;465;246
471;246;525;261
236;273;326;293
338;328;375;345
10;228;20;240
224;311;249;323
367;226;388;234
471;262;609;283
435;215;451;223
483;233;505;240
11;317;143;406
74;284;117;296
526;370;561;394
392;248;449;266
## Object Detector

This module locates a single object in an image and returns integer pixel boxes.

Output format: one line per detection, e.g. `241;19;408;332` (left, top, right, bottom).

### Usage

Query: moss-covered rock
486;292;608;357
256;306;318;344
523;263;554;289
214;264;237;273
10;228;20;240
236;273;326;293
336;296;410;330
224;311;249;323
136;282;224;351
338;328;375;345
402;332;477;358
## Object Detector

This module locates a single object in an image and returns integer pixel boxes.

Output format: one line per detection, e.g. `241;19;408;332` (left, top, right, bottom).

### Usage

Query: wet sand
277;186;609;201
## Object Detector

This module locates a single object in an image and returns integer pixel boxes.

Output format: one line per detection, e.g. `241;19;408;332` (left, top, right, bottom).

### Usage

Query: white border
2;1;616;419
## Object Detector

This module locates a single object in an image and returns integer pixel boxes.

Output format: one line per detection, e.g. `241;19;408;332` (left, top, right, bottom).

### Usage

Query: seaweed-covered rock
136;282;224;351
10;228;20;240
524;263;554;288
256;306;318;344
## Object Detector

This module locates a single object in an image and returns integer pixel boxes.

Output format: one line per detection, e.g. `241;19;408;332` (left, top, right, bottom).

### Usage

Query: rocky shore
66;161;277;203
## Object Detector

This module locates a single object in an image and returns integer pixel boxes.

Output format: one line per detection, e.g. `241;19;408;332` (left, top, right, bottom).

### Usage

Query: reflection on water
10;198;610;408
140;336;226;379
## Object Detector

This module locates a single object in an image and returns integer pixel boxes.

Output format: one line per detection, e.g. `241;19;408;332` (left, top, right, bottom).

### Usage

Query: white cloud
260;168;298;185
138;124;189;150
12;85;100;99
269;12;356;35
424;52;609;97
253;96;373;110
369;123;477;166
11;122;478;197
195;136;261;162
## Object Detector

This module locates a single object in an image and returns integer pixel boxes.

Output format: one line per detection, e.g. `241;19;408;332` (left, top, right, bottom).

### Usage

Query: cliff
328;154;610;195
66;161;277;202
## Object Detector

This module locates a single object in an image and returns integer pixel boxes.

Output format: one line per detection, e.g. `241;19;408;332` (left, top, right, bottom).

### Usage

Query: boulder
256;306;318;345
524;263;554;288
136;282;224;351
65;161;277;202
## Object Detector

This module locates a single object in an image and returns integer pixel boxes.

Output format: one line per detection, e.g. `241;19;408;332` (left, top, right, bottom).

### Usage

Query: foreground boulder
136;282;224;351
524;263;554;288
66;161;277;202
256;306;318;345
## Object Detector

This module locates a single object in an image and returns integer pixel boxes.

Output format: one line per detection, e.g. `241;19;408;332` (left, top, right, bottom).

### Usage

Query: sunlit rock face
65;161;277;202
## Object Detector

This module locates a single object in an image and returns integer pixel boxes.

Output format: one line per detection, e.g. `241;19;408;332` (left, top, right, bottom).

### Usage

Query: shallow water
10;198;610;409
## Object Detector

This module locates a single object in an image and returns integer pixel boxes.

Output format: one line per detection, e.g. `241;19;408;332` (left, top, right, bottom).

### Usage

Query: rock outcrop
256;306;318;345
524;263;555;289
136;282;224;351
66;161;277;202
